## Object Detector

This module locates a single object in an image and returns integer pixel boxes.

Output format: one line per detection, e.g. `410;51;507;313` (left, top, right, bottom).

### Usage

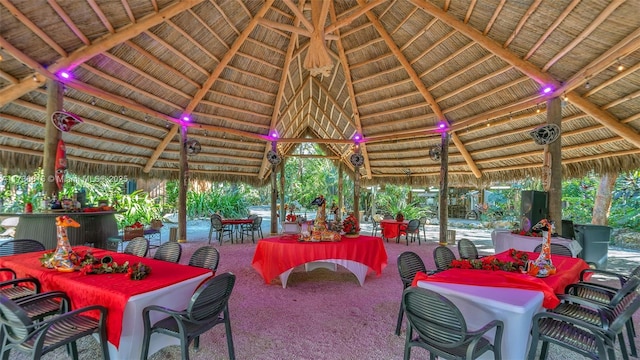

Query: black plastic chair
458;238;482;259
528;290;640;360
403;287;503;360
188;246;220;272
0;239;45;256
0;268;41;301
533;243;573;257
153;242;182;263
0;294;109;360
209;216;233;245
559;276;640;358
418;217;428;239
401;219;421;245
395;252;427;336
433;246;456;271
371;215;382;237
124;236;149;257
141;272;236;360
240;216;262;243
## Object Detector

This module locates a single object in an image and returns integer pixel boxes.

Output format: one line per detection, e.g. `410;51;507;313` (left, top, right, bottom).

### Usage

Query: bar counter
1;211;118;249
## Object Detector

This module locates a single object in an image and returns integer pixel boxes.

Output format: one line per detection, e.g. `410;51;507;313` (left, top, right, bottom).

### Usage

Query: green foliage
115;190;163;228
561;176;599;224
375;185;426;220
609;170;640;230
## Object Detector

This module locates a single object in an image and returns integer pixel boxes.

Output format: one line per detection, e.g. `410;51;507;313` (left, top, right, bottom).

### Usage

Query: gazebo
1;1;639;239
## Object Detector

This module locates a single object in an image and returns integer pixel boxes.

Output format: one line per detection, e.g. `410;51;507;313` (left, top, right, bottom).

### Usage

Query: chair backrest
608;287;640;335
187;272;236;322
406;219;420;232
124;237;149;257
211;216;224;231
0;239;45;256
252;216;262;230
433;246;456;271
457;238;479;259
153;242;182;263
189;246;220;271
418;217;427;227
248;214;258;220
533;243;573;257
403;287;468;346
383;214;394;220
0;294;35;344
397;252;426;288
630;265;640;279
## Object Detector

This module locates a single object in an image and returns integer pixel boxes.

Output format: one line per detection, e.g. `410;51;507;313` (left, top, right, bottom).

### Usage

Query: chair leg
208;227;213;244
626;321;637;357
180;337;191;360
395;302;404;336
225;316;236;360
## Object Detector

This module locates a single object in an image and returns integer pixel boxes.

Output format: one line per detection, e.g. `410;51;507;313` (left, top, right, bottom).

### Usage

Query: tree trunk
592;173;617;225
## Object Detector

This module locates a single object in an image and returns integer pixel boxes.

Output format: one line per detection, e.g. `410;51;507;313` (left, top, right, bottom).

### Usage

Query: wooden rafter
409;0;640;149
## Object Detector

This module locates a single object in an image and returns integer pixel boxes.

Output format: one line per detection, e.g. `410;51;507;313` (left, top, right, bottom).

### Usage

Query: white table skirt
492;230;582;257
416;281;544;360
100;271;212;360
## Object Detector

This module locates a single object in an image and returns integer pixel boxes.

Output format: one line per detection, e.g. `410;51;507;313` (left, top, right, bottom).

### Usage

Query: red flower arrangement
342;213;360;234
450;248;529;273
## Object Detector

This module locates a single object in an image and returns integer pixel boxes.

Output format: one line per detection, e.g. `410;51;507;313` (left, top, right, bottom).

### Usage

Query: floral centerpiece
342;213;360;237
450;248;536;274
40;249;151;280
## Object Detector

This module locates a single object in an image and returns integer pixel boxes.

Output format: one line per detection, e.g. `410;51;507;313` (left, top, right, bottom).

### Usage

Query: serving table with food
0;246;213;359
251;234;388;288
413;250;590;359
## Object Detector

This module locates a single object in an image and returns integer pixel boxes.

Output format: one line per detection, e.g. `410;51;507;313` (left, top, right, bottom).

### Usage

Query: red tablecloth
412;251;589;309
251;235;388;284
380;220;408;240
0;246;212;347
222;219;253;226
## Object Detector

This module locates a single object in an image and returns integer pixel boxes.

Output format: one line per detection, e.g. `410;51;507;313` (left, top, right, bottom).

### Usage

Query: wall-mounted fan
529;124;560;145
349;153;364;167
267;150;281;165
185;139;201;155
51;111;83;132
429;145;442;162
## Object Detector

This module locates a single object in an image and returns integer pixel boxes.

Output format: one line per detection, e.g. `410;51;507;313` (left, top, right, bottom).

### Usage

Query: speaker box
520;190;548;232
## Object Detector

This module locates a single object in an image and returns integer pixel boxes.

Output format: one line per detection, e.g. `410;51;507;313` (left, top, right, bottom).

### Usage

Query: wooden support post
353;166;360;223
547;97;562;235
270;164;278;234
338;162;343;220
177;125;188;243
439;132;450;245
43;80;63;198
279;158;285;221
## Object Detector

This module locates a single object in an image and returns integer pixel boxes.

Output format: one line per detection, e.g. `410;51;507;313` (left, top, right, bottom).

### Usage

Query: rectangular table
414;250;590;359
251;235;388;288
492;230;582;257
0;246;213;359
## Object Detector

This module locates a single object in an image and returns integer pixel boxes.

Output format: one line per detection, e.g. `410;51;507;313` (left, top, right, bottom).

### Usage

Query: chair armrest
143;304;187;317
565;283;616;301
532;311;610;335
36;304;107;332
15;291;71;312
580;269;626;286
0;277;41;293
465;319;504;358
555;295;610;328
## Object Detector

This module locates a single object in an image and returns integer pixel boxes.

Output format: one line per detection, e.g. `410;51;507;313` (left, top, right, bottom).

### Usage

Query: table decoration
40;215;81;271
342;213;360;238
307;195;341;242
531;219;557;277
450;248;530;273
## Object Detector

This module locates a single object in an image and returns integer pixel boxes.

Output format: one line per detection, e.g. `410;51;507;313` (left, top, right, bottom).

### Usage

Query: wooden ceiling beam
410;0;640;149
331;1;371;178
47;0;91;45
543;0;624;71
483;0;505;35
0;0;67;56
359;0;483;179
524;0;579;60
503;0;541;48
0;0;206;107
325;0;387;35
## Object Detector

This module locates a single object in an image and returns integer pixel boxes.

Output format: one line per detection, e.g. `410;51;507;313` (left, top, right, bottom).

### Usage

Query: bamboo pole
439;132;450;245
338;162;344;221
177;125;188;243
43;80;63;198
547;97;563;234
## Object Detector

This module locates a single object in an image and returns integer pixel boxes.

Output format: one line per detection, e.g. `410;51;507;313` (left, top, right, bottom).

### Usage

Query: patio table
380;219;408;243
0;246;212;360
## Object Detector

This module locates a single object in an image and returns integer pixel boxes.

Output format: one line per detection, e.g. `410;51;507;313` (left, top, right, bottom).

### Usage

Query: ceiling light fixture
617;60;624;72
90;98;96;106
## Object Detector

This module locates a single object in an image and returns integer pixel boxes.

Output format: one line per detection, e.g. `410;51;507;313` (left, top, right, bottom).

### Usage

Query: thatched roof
1;0;639;187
